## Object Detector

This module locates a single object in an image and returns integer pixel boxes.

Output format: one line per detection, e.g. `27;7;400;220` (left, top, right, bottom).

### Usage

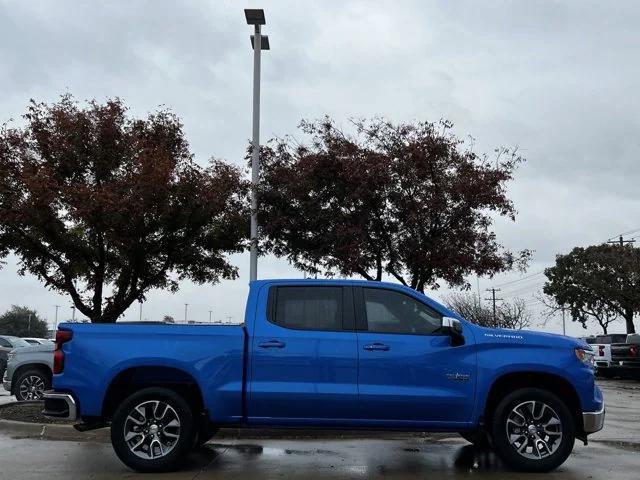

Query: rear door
249;284;359;423
355;286;476;426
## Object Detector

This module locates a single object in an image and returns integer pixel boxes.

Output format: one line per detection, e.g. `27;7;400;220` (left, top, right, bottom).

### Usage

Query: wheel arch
11;363;52;396
482;371;583;432
101;366;205;421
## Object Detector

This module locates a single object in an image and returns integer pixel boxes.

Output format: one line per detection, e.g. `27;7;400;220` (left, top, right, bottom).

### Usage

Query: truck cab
44;279;604;473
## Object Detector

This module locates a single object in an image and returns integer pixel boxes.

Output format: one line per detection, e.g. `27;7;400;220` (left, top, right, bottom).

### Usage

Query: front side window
272;286;343;331
364;288;442;335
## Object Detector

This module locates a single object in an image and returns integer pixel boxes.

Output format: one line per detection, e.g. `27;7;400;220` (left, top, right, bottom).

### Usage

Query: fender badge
446;373;470;381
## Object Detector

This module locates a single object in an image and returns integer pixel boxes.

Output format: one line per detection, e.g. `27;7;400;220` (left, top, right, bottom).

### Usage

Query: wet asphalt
0;379;638;479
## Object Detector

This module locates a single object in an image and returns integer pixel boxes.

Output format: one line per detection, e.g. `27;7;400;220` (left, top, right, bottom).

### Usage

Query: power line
606;235;635;247
607;227;640;241
492;271;545;289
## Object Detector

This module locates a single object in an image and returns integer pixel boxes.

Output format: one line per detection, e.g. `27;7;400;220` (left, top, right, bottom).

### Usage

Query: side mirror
441;317;465;346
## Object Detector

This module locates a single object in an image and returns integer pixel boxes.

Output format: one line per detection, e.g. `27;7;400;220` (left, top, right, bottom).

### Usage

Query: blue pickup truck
44;279;604;473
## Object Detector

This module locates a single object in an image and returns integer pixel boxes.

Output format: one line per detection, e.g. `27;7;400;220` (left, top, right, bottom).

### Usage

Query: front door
249;285;359;424
355;286;476;426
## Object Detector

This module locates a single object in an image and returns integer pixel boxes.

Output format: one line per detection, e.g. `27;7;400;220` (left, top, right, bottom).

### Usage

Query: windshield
9;337;31;348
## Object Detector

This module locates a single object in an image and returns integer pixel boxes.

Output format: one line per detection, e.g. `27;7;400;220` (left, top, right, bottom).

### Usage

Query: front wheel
491;388;575;472
110;387;196;473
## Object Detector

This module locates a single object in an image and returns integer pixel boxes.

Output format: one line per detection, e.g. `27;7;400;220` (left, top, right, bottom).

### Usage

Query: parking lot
0;378;637;479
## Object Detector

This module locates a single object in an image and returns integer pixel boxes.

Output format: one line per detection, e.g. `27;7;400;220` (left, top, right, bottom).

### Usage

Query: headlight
575;348;595;367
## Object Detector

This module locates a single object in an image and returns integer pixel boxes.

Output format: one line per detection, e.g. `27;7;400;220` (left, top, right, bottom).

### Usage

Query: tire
14;369;51;401
458;431;491;449
491;388;575;472
110;387;196;473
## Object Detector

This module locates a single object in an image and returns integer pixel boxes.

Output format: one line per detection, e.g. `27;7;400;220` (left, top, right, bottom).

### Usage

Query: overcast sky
1;0;639;336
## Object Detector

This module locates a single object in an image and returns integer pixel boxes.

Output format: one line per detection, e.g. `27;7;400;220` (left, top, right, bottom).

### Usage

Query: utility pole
184;303;189;323
71;305;76;322
561;305;566;336
245;9;270;282
139;301;143;321
28;313;32;334
485;288;502;323
208;310;213;323
607;235;635;247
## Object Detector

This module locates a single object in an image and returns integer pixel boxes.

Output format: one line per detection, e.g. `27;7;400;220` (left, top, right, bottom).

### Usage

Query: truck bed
54;322;246;422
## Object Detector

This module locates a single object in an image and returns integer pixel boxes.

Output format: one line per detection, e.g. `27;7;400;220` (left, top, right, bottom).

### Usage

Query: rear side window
0;338;11;348
363;288;442;335
271;286;343;331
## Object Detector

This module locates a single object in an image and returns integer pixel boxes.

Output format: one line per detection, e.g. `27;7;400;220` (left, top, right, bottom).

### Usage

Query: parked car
21;337;53;345
593;333;628;377
3;342;54;401
44;280;604;473
610;334;640;371
0;335;31;383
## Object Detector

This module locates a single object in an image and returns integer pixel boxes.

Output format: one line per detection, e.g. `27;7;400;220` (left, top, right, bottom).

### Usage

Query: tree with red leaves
258;118;530;292
0;96;247;323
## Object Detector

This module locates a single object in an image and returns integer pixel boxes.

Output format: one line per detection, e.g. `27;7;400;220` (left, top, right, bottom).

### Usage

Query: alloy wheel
505;400;563;460
18;375;46;400
123;400;181;460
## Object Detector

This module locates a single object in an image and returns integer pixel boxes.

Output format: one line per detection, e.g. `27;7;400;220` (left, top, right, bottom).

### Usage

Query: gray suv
0;335;31;382
2;342;54;401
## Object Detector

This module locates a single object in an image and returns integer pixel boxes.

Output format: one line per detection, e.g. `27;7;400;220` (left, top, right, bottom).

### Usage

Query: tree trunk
624;308;636;334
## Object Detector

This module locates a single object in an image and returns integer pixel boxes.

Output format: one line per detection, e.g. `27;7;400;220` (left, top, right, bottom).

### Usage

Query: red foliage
0;95;248;322
257;117;530;292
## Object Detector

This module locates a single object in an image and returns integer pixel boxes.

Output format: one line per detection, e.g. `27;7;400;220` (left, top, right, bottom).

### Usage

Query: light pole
208;310;213;323
245;8;270;282
184;303;189;323
54;305;60;332
71;305;76;322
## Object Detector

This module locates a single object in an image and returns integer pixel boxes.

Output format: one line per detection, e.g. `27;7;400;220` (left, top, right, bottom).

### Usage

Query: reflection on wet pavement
0;379;637;479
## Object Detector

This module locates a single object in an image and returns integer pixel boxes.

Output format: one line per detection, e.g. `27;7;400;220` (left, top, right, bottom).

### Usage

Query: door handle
258;340;286;349
363;343;390;351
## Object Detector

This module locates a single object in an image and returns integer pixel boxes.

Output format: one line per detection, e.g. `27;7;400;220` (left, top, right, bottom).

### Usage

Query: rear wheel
14;369;50;401
110;387;196;473
491;388;575;472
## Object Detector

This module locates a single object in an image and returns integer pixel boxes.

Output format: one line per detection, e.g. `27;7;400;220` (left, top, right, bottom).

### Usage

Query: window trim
266;285;355;333
355;286;445;336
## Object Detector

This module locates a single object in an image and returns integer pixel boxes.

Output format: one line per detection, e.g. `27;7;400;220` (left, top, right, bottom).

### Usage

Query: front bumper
582;403;605;433
42;391;77;421
2;369;10;393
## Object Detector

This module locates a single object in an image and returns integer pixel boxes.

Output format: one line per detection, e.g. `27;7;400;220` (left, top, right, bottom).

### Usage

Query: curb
0;418;108;442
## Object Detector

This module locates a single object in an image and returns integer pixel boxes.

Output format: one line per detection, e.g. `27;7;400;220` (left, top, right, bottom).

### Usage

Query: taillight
599;345;605;356
53;330;73;374
630;345;638;357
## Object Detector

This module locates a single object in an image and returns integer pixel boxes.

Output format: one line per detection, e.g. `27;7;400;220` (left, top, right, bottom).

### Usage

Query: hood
11;343;55;355
473;325;587;349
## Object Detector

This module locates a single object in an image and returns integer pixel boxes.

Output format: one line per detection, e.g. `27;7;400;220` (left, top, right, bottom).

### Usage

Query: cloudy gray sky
1;0;639;335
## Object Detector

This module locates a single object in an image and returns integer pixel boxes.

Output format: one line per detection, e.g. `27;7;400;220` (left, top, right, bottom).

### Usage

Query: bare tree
445;292;532;330
537;293;619;335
